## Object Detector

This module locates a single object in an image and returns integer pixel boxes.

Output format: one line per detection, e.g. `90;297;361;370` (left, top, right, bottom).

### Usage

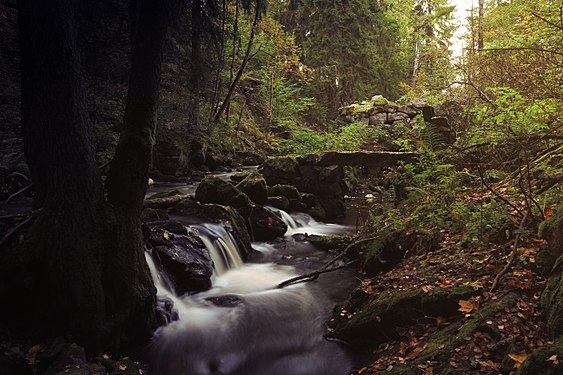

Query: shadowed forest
0;0;562;374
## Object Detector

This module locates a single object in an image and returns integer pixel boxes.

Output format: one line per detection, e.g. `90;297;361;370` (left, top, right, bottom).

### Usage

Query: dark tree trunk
18;0;106;344
103;0;169;346
18;0;169;350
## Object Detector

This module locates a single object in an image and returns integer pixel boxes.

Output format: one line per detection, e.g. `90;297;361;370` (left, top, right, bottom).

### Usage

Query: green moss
542;254;563;336
386;294;516;374
516;337;563;374
335;285;478;345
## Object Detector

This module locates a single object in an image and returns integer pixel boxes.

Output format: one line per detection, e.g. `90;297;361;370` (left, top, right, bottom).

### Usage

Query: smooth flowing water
146;202;355;374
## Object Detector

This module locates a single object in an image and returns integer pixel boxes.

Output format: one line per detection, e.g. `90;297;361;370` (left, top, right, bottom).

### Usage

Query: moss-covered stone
386;294;517;375
269;184;301;200
539;209;563;257
334;285;479;345
235;171;268;205
516;337;563;375
266;195;290;211
301;193;327;220
541;253;563;336
195;176;253;218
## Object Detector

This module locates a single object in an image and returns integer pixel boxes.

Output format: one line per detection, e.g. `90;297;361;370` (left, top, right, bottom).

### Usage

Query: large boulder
236;172;268;204
195;176;253;217
147;224;214;294
248;206;288;242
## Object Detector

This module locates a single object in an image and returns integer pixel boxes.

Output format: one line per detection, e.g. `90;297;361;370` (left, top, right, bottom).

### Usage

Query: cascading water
146;208;355;375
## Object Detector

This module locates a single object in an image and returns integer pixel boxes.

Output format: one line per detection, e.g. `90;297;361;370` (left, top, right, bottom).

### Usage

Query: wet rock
150;228;214;294
156;297;179;325
169;200;252;257
236;172;268;204
300;193;326;220
143;194;192;210
387;112;409;123
397;105;418;117
206;295;242;307
266;196;290;211
248;206;288;242
269;184;301;200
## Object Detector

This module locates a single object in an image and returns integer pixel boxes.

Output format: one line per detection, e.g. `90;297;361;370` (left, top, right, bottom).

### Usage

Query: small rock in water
205;295;242;307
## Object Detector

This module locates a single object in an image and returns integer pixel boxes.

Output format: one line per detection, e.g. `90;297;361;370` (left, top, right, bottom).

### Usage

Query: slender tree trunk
18;0;106;345
225;0;240;123
104;0;169;346
213;0;261;125
478;0;485;51
188;0;203;130
412;41;421;89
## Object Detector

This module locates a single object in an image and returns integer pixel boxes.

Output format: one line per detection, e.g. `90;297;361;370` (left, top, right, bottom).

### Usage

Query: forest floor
334;230;554;374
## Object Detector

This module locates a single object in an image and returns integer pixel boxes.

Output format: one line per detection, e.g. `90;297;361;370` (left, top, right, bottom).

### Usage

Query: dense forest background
1;0;563;374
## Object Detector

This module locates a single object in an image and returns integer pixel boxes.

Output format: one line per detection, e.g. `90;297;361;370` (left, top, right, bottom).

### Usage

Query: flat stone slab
318;151;418;168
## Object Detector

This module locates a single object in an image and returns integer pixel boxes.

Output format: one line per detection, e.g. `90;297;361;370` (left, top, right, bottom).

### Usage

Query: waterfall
194;223;244;275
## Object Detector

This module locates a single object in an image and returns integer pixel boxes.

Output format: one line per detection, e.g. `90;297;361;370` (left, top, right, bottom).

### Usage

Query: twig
0;214;37;251
320;236;378;271
3;183;33;204
489;214;528;293
277;260;356;289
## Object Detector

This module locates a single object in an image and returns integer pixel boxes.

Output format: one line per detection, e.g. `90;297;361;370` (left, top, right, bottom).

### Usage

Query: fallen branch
320;236;378;271
3;183;33;204
277;260;356;289
0;213;39;251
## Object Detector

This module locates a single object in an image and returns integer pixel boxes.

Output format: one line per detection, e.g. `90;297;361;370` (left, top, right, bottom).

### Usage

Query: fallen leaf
509;352;528;364
118;363;128;371
458;299;478;313
163;231;170;240
548;354;558;362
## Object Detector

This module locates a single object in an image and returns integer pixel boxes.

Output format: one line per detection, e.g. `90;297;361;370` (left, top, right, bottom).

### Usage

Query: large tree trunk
103;0;169;347
18;0;106;344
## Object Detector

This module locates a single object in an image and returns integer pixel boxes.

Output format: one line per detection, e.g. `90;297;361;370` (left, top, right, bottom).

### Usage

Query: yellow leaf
509;353;528;364
548;354;558;362
118;363;128;371
163;231;170;240
458;299;477;313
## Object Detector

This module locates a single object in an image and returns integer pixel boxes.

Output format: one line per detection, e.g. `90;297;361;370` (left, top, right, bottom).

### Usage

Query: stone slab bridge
317;151;418;168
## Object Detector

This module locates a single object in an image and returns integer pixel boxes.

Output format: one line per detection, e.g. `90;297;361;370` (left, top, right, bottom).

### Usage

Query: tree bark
104;0;169;346
18;0;106;344
188;0;204;130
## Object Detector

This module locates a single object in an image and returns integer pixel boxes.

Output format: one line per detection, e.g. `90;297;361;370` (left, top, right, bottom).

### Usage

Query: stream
145;177;357;375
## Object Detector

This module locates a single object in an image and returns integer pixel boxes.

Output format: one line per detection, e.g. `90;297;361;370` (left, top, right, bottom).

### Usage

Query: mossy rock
229;169;255;184
266;195;290;211
269;184;301;200
539;209;563;258
235;171;268;205
301;193;327;220
541;253;563;336
195;176;253;218
334;285;479;346
307;234;353;251
363;228;442;276
261;156;299;176
387;293;517;374
516;337;563;374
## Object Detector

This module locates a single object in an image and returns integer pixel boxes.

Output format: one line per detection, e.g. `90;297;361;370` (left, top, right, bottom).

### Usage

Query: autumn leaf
458;299;478;313
548;354;558;362
118;363;128;371
509;352;528;366
163;230;170;240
